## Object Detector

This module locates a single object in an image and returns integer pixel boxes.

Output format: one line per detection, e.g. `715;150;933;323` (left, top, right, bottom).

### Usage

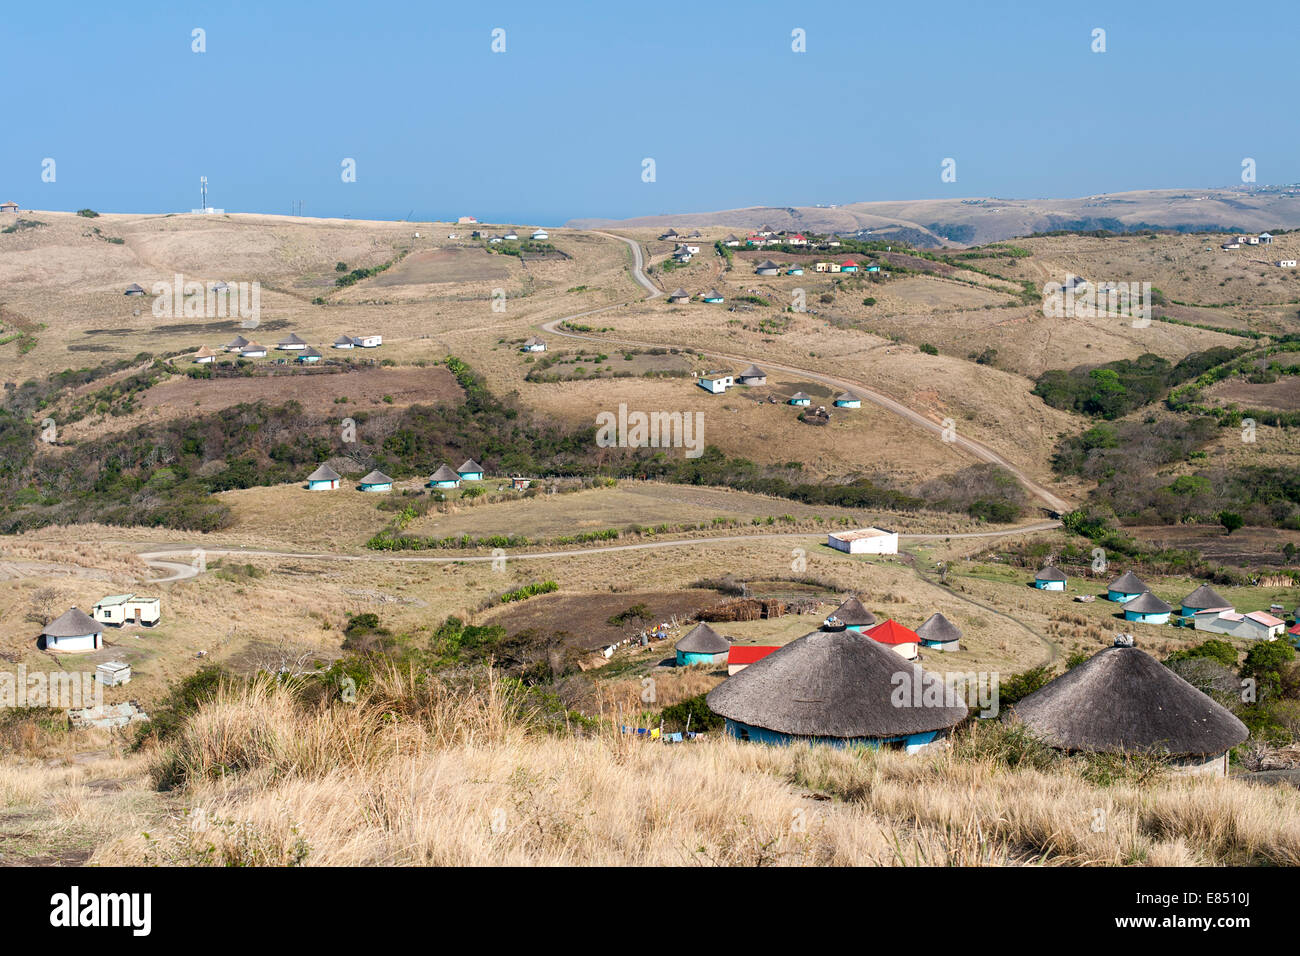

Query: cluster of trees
1033;347;1242;419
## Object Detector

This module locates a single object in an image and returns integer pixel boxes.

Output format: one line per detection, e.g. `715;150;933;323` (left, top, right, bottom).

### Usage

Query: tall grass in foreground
82;669;1300;866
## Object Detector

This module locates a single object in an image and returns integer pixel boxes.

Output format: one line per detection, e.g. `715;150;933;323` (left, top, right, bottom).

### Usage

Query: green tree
1218;511;1244;535
1241;640;1295;701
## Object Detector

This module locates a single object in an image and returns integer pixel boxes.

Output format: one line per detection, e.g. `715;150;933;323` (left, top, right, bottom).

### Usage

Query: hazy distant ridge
568;187;1300;246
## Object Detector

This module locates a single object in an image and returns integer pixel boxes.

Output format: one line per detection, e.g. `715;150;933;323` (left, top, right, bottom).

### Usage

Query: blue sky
2;0;1295;224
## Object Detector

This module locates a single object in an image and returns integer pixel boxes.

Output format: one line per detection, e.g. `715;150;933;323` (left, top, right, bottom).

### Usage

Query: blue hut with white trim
306;464;341;490
359;470;393;492
1034;566;1067;591
834;392;860;408
428;464;461;489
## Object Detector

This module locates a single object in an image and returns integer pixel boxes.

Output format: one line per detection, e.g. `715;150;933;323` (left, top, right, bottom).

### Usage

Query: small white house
521;337;546;352
41;608;104;653
239;343;268;358
1244;235;1260;245
827;527;899;555
1277;260;1297;268
1259;233;1274;244
353;334;382;348
698;371;734;394
531;229;549;240
333;335;356;349
1222;241;1241;250
193;346;217;364
92;594;160;627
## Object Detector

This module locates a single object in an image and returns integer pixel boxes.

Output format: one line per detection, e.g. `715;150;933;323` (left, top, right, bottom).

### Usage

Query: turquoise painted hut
788;392;812;406
827;595;876;631
297;347;322;364
1107;570;1148;603
1122;591;1173;625
1033;565;1067;591
1180;583;1231;618
457;459;484;482
705;628;968;753
916;612;961;652
840;260;859;273
306;464;340;491
834;392;860;408
428;464;461;489
359;469;393;492
1005;641;1248;777
701;289;725;304
675;623;730;667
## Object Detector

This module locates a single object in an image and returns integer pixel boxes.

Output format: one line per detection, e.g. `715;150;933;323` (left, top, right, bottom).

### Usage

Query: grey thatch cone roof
669;288;689;298
740;364;765;378
42;607;100;638
429;464;460;482
1123;591;1173;614
707;629;968;739
1109;570;1148;593
360;470;392;485
307;464;341;482
457;459;483;474
1181;583;1231;610
830;596;876;627
676;623;729;655
1007;646;1248;756
278;333;306;346
916;612;961;644
1036;565;1067;581
835;392;856;402
755;259;779;270
703;288;724;298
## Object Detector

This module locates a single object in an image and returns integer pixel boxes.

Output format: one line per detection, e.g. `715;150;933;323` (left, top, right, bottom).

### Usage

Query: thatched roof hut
1007;644;1248;770
706;628;967;746
675;623;730;665
829;595;876;628
1108;570;1148;595
42;607;100;639
306;464;341;483
1123;591;1173;615
1036;565;1067;582
1181;583;1231;613
916;612;961;649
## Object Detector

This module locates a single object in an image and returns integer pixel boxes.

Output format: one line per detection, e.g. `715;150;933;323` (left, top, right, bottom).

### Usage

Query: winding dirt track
545;232;1072;515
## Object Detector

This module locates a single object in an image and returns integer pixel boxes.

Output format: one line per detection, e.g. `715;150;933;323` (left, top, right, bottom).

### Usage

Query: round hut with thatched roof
1180;583;1232;618
675;623;730;666
306;463;341;491
825;595;876;631
1033;565;1067;591
1006;641;1248;776
41;607;104;653
916;612;961;652
1107;570;1148;603
667;288;691;304
1122;591;1173;624
706;627;968;752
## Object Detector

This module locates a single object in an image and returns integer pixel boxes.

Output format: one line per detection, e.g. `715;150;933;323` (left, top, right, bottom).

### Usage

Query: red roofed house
787;234;807;246
727;645;779;676
840;260;859;273
865;619;919;660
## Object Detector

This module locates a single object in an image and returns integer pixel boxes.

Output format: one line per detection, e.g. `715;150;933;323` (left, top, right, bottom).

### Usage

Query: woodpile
699;598;789;622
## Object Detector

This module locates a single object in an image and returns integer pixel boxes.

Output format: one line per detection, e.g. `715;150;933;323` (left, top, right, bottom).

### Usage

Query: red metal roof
727;645;779;665
865;619;919;645
841;260;858;266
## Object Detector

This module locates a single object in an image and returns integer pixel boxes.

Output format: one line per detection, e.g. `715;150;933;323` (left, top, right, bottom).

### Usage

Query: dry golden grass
64;674;1300;867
